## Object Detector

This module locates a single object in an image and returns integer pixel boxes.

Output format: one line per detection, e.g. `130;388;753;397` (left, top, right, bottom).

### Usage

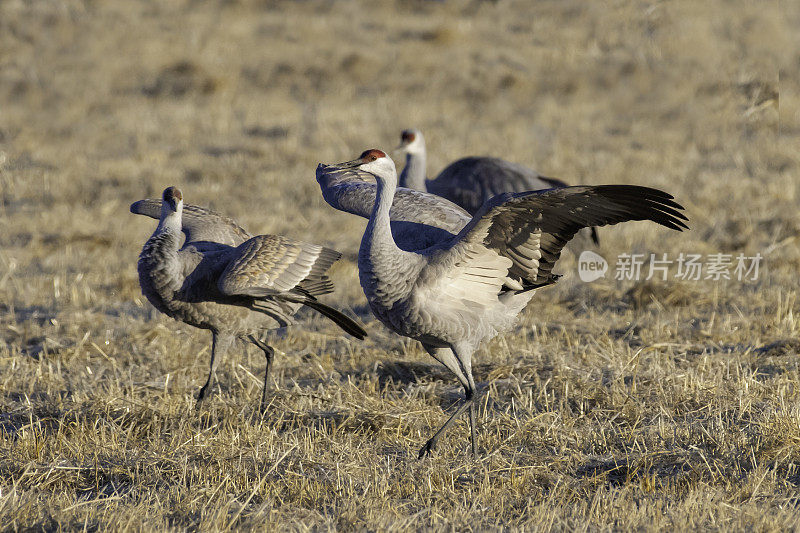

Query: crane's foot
418;438;438;459
195;386;210;411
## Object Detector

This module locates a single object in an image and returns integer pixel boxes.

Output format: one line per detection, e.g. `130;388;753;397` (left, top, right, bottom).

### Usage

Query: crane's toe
418;438;438;459
195;386;211;410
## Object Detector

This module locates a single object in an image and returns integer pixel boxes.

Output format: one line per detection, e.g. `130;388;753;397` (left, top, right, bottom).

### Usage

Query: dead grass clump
755;338;800;358
143;61;220;98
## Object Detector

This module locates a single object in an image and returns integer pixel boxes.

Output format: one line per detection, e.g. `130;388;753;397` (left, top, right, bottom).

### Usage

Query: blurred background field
0;0;798;530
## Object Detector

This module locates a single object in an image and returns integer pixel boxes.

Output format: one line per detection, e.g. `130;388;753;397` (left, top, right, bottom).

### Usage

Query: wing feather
451;185;688;286
316;163;472;249
130;199;251;246
218;235;341;298
422;243;512;316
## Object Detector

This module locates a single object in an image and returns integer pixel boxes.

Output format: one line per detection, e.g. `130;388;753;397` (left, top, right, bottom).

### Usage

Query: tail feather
302;299;367;340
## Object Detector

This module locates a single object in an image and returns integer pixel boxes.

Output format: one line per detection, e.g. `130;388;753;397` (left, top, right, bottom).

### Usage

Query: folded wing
217;235;340;298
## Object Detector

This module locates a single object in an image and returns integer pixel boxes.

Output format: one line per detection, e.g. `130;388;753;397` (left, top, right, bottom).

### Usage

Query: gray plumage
429;157;569;214
324;149;688;458
132;198;251;247
316;163;471;251
133;187;366;411
396;128;599;245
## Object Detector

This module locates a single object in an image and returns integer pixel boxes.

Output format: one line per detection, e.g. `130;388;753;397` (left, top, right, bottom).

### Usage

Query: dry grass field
1;0;798;530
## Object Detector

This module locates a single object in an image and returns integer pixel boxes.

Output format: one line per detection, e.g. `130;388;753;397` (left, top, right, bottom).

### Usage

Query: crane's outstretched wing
316;163;471;227
130;199;251;247
427;157;600;245
217;235;339;298
448;185;688;288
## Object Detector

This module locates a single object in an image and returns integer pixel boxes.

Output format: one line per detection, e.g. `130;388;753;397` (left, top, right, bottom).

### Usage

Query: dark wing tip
594;185;690;231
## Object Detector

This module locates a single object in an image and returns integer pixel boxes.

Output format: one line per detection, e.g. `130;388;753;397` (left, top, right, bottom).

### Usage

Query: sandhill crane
322;149;688;458
134;187;366;411
396;128;599;245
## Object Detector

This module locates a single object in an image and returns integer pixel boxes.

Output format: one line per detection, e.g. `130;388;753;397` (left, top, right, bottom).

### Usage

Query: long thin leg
469;400;478;458
419;385;475;458
419;343;479;458
196;332;232;408
452;342;479;458
248;335;275;413
469;399;478;457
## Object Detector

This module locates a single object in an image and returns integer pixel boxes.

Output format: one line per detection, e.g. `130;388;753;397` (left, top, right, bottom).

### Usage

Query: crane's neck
361;176;397;257
141;211;182;269
156;210;183;248
138;209;184;305
157;209;181;236
359;173;418;306
399;150;427;192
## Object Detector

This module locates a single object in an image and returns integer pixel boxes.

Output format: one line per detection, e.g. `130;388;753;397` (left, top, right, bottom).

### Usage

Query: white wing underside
414;243;520;339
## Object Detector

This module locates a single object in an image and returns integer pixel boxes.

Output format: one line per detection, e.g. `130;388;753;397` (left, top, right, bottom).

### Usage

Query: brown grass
1;0;798;530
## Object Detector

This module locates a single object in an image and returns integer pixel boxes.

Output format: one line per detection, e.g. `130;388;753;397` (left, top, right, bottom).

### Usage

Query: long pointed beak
336;158;364;169
393;143;408;155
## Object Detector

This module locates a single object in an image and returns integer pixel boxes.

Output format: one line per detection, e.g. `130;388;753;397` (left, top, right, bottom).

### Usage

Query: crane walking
321;149;687;458
133;187;366;411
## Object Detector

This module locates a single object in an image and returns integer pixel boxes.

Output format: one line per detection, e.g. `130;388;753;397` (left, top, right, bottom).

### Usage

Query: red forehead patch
401;131;416;143
358;149;386;162
163;186;182;201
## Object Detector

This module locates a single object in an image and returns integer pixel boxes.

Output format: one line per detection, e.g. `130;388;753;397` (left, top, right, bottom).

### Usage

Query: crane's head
162;186;183;214
336;149;397;183
395;128;425;155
